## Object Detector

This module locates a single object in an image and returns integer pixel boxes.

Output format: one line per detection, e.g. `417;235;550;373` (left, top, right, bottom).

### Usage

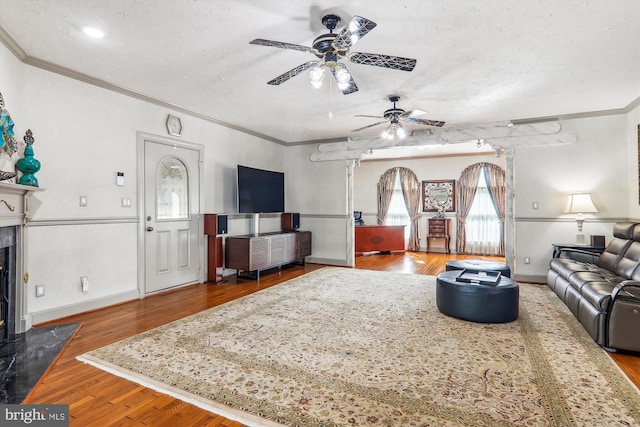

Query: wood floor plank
24;253;639;426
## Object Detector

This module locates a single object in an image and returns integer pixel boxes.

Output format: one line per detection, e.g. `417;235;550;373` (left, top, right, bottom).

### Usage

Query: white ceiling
0;0;638;156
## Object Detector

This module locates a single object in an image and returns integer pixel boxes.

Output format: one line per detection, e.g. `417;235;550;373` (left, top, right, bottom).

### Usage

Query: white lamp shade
565;193;599;214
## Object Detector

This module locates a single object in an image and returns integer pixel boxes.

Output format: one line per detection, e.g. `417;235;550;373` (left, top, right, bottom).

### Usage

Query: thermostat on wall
116;172;125;186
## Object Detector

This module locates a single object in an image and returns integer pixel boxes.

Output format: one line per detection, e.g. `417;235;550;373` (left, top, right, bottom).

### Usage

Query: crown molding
0;26;284;146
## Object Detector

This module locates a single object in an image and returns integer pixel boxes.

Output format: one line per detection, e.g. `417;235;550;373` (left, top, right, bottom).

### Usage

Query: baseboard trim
31;289;141;325
306;257;349;266
514;274;547;284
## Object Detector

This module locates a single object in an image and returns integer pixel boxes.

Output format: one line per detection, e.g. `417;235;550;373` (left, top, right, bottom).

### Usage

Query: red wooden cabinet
355;225;405;255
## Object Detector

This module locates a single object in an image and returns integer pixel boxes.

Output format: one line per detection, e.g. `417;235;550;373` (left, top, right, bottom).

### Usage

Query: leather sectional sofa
547;222;640;353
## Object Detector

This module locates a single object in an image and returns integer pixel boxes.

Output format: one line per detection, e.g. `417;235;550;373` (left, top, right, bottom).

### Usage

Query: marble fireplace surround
0;181;42;336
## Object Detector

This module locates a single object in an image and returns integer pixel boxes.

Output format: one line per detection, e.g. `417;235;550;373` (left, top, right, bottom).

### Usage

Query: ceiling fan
249;14;416;95
352;96;445;139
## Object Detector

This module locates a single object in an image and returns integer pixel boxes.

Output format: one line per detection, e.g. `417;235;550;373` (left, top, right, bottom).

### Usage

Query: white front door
143;139;201;293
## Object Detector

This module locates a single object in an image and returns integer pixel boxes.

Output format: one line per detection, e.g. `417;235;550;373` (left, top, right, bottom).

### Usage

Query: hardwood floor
26;252;640;426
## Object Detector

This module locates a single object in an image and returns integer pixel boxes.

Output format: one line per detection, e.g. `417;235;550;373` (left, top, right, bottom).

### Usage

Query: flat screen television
237;165;285;213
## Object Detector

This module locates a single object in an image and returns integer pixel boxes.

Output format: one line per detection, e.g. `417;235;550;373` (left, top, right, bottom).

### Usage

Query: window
156;157;189;220
385;171;410;244
465;167;500;254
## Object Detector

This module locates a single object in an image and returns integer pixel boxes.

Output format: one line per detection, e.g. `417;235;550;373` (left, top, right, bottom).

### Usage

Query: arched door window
156;157;189;220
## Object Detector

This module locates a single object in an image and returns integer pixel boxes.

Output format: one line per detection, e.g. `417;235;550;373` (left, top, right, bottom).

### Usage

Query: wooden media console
225;231;312;280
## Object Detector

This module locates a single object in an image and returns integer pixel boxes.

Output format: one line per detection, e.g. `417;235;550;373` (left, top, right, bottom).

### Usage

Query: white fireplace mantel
0;181;44;334
0;181;43;226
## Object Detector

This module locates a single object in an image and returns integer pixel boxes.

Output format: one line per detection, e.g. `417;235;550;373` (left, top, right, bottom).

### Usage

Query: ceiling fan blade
330;65;359;95
355;114;384;119
349;52;416;71
407;109;426;117
351;121;386;132
267;61;318;85
249;39;313;54
404;117;446;127
332;16;377;50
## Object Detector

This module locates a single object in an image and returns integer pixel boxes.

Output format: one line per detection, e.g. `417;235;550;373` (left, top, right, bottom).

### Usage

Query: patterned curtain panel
455;163;483;253
484;163;507;256
398;167;421;251
377;168;397;225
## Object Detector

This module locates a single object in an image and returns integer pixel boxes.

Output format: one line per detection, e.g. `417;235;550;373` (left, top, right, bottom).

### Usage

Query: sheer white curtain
465;168;501;255
385;171;411;244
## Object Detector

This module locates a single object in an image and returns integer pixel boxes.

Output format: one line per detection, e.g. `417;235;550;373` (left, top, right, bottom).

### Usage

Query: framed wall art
422;179;456;213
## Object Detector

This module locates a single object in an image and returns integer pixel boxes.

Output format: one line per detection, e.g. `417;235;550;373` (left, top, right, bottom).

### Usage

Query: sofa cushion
613;222;638;240
550;258;601;280
568;269;623;289
576;281;618;311
615;240;640;279
596;237;633;271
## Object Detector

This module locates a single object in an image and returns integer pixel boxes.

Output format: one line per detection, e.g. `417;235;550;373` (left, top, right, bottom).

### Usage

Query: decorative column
503;147;516;276
346;159;356;267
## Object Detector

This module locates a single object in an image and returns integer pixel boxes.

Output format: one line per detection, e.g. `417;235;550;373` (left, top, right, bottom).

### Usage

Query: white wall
353;112;634;282
0;42;289;323
284;144;350;265
514;114;630;281
2;39;638;323
626;104;640;220
354;153;506;252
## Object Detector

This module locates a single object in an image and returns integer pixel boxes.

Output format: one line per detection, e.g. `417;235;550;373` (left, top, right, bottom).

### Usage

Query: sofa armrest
612;281;640;303
607;281;640;352
554;247;602;263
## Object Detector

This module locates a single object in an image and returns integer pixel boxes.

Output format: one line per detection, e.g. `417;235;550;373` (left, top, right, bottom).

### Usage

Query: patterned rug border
78;353;282;426
77;267;640;426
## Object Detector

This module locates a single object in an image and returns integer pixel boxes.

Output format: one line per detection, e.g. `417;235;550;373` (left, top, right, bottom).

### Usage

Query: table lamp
565;193;598;243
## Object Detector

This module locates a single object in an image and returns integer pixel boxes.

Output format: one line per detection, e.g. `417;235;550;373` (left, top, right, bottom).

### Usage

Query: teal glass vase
17;144;41;187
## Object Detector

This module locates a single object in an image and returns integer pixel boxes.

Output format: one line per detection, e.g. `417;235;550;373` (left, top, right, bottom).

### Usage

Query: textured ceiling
0;0;638;151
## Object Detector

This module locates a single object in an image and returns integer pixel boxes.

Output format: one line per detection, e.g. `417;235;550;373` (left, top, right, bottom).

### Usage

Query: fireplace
0;181;42;339
0;226;16;342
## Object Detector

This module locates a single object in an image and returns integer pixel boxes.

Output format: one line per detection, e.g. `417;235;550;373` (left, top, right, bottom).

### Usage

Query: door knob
146;226;154;232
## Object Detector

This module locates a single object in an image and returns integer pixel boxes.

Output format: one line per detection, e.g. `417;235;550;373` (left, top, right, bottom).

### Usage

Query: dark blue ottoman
445;259;511;278
436;270;519;323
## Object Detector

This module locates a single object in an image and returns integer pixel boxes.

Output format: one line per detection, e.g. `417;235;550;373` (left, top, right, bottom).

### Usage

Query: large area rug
78;267;640;426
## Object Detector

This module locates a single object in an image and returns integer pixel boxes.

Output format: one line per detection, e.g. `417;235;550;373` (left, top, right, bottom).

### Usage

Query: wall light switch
81;276;89;292
79;196;87;207
36;285;45;297
116;172;125;186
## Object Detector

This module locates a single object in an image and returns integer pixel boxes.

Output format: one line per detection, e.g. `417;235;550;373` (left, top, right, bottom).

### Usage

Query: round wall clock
166;114;182;136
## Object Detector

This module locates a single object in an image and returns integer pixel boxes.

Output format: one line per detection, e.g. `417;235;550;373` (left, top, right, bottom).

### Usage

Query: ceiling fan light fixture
310;79;323;89
335;66;351;84
334;65;352;91
309;65;325;89
395;124;407;139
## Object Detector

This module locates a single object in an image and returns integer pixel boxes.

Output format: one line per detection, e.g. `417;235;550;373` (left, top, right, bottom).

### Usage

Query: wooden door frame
136;131;205;296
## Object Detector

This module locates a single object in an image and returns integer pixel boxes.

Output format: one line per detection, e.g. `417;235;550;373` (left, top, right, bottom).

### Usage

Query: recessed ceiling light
82;27;104;38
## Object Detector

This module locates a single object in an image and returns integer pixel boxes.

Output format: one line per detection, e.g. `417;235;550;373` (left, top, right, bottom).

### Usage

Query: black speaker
282;212;300;230
217;214;228;234
590;235;605;248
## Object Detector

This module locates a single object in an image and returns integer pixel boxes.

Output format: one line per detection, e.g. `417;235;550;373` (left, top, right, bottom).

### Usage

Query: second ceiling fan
352;96;445;140
250;14;416;94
